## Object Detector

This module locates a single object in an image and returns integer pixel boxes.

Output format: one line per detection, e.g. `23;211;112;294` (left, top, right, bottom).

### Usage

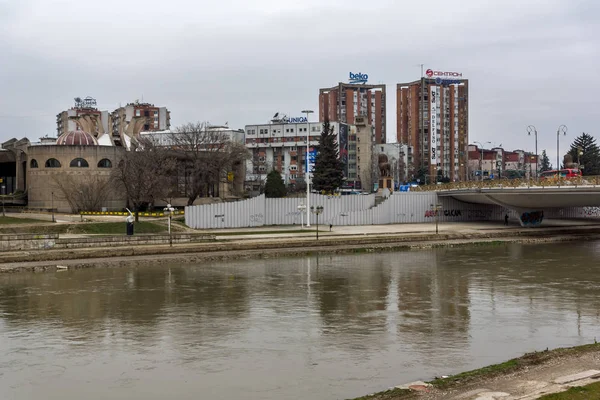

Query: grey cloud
1;0;598;165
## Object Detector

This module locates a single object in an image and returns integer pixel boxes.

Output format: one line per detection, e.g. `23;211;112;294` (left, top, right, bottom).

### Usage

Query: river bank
1;221;600;273
353;343;600;400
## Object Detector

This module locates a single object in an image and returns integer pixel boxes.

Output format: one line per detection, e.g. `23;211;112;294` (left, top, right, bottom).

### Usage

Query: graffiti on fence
249;213;264;223
580;207;600;217
424;209;462;218
520;211;544;226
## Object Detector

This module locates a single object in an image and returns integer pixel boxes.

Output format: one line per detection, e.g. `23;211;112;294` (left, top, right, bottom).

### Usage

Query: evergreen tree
539;150;552;172
567;133;600;175
264;170;287;198
312;121;344;193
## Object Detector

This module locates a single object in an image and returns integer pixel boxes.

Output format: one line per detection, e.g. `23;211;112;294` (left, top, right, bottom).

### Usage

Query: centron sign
426;69;462;78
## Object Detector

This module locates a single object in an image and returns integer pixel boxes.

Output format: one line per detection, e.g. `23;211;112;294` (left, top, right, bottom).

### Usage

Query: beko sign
425;69;462;78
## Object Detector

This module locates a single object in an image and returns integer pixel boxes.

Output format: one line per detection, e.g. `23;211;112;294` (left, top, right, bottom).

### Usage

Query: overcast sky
1;0;598;163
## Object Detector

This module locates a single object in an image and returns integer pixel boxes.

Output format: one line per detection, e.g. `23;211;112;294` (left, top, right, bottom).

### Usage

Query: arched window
30;159;38;168
45;158;61;168
97;158;112;168
70;158;89;168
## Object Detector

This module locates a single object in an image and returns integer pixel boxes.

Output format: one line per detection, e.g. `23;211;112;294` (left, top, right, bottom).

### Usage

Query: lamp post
527;125;538;179
474;141;491;181
297;204;306;229
51;191;55;222
557;125;567;170
430;203;442;234
302;109;314;227
163;203;175;247
311;205;323;240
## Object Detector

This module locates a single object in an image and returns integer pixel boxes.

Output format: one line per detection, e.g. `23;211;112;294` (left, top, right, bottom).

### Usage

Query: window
70;158;89;168
154;111;158;116
30;159;38;168
45;158;61;168
98;158;112;168
135;110;141;117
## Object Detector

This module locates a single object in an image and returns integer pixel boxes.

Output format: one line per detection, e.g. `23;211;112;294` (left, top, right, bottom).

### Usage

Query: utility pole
420;64;425;184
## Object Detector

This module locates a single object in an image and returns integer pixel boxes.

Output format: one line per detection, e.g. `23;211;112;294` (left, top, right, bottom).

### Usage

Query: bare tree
111;137;177;221
51;175;113;213
169;122;250;205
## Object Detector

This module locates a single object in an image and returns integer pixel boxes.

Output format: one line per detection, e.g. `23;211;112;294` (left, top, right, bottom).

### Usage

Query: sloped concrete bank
1;226;600;273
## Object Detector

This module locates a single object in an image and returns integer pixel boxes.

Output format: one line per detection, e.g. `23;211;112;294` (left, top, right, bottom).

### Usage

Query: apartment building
397;70;469;181
244;114;378;191
111;101;170;141
319;80;386;144
468;145;539;179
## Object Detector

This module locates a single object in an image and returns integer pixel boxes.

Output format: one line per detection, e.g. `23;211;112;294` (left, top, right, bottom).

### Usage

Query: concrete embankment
1;222;600;273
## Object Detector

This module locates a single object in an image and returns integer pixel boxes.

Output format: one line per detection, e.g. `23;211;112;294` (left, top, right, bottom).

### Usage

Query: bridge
415;178;600;226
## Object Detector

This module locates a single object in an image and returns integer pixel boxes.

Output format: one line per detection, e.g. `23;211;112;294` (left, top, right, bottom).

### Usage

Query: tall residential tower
397;69;468;181
319;78;386;144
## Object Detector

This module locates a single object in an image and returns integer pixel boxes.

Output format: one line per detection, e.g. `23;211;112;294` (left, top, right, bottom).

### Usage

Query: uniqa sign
287;116;308;123
426;69;462;78
349;72;368;84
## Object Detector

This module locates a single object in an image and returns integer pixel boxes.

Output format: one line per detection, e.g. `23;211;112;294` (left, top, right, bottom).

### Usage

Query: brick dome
56;130;98;146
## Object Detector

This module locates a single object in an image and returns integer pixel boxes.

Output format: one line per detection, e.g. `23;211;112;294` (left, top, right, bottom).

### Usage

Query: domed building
23;130;127;212
56;130;99;146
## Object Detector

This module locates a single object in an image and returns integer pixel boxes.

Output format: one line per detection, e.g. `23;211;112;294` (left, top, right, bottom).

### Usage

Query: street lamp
297;203;306;229
430;203;442;234
302;109;314;227
163;203;175;247
473;141;491;181
527;125;538;179
557;125;567;170
310;205;323;240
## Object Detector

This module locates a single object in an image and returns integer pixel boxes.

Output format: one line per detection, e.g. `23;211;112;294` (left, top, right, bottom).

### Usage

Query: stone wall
0;233;215;251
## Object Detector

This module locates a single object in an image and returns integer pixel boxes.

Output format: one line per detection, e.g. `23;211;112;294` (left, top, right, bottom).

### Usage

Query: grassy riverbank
350;343;600;399
0;216;47;224
0;220;169;235
539;382;600;399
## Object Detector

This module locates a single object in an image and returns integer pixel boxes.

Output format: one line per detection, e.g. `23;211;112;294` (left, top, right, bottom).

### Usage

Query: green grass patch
68;221;166;235
538;381;600;399
349;387;413;400
0;216;47;224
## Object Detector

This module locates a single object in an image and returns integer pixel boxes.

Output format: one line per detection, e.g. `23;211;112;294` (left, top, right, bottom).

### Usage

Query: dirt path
362;345;600;400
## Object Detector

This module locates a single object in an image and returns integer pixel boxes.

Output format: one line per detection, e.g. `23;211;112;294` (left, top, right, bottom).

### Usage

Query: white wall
185;192;506;229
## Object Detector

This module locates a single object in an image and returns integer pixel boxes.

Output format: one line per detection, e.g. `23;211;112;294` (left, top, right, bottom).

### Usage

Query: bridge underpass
438;186;600;226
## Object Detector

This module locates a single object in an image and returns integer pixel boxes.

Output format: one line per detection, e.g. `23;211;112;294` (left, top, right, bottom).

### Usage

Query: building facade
468;144;539;179
111;101;170;145
244;117;378;192
56;97;110;138
319;83;386;144
397;73;469;181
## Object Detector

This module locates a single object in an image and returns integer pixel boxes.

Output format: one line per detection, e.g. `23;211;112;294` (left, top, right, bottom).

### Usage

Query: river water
1;241;600;400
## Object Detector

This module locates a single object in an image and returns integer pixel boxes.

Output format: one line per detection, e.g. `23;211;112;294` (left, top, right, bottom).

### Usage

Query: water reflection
1;241;600;400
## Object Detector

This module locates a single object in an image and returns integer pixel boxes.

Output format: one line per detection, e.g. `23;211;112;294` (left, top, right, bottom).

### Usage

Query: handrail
412;176;600;192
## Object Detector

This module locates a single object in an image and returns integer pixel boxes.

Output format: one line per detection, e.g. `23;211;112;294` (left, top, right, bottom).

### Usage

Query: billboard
430;87;437;165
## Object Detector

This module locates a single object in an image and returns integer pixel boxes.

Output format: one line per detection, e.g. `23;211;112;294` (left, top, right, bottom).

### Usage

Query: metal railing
413;176;600;192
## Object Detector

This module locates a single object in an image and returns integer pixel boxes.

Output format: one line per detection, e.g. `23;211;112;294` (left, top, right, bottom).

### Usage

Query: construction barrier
80;210;185;217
